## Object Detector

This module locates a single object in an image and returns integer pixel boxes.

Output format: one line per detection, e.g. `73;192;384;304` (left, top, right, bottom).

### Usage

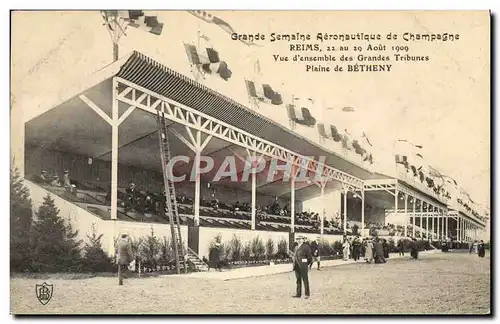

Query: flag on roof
245;80;283;105
394;139;413;162
342;129;355;151
187;10;260;46
115;11;164;35
428;165;443;178
184;44;232;81
286;97;316;126
330;125;342;142
443;175;458;186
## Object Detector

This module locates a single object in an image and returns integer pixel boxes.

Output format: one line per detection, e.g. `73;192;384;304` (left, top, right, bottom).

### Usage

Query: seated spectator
32;170;49;185
143;195;154;217
63;170;77;195
51;175;61;187
125;182;138;214
211;199;219;210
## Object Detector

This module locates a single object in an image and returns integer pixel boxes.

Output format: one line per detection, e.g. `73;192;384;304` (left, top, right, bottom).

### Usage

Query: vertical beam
420;201;429;238
457;216;460;243
343;188;348;235
412;200;416;237
445;212;448;239
427;206;436;241
290;176;295;233
394;187;399;226
320;185;325;235
361;189;365;236
423;204;427;240
461;217;464;242
111;77;118;222
441;210;446;239
251;157;257;230
194;153;201;226
436;207;440;240
404;195;408;237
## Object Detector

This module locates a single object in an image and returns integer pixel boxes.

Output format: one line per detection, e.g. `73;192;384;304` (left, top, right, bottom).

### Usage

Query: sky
10;10;490;217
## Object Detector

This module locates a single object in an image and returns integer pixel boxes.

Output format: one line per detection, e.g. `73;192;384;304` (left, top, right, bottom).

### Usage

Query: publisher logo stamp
35;282;53;306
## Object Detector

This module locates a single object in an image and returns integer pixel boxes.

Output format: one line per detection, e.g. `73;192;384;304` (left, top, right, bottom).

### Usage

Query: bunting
184;43;232;81
114;11;164;35
187;10;261;46
342;129;355;151
286;97;316;126
245;80;283;105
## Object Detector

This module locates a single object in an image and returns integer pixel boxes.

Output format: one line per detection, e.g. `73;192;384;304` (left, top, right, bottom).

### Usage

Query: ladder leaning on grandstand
156;110;209;273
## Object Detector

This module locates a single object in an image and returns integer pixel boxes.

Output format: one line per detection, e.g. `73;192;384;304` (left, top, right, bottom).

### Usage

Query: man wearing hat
63;170;76;194
309;238;321;270
292;236;313;299
209;242;221;272
116;233;134;285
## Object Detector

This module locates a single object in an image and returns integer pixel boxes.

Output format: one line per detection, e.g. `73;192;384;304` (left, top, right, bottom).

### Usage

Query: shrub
159;236;173;265
82;224;115;272
222;242;232;262
10;166;33;272
139;228;161;269
332;240;343;254
229;235;243;261
265;238;275;260
276;238;288;259
242;242;251;261
251;236;266;260
318;239;333;256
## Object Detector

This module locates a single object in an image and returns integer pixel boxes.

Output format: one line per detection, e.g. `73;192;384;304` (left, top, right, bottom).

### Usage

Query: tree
250;236;265;260
139;228;161;269
10;167;33;271
265;238;275;260
30;194;83;272
229;235;243;261
82;224;115;272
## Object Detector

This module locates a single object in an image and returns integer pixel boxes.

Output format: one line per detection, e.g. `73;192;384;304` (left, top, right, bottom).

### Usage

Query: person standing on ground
382;239;390;259
478;240;486;258
342;237;350;261
374;238;386;264
309;239;321;270
292;236;313;299
364;238;374;264
410;237;419;260
116;233;134;286
209;242;221;271
351;237;360;261
397;239;405;256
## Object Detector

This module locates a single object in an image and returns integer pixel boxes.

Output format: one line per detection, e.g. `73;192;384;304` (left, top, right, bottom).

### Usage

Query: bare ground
10;251;490;315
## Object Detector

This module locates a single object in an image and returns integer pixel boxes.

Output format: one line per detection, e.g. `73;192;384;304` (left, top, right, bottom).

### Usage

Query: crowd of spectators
31;170;346;233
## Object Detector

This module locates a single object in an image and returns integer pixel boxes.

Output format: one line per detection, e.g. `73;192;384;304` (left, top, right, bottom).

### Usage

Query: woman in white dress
364;239;374;264
342;238;351;261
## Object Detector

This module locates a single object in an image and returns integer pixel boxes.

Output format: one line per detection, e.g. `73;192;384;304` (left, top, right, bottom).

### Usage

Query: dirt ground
10;251;490;315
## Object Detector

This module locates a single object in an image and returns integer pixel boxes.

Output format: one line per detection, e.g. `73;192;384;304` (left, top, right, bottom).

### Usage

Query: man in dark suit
310;239;321;270
292;236;313;299
116;234;134;285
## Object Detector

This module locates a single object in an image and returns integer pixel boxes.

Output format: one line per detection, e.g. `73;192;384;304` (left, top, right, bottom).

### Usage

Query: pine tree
30;194;83;272
82;224;114;272
10;167;33;271
139;228;161;269
61;220;84;272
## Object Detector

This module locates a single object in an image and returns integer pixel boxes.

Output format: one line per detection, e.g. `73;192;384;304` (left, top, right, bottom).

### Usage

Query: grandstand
23;48;487;268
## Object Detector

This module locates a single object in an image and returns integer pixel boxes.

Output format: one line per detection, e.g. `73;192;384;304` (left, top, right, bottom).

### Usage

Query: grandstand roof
26;51;391;201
